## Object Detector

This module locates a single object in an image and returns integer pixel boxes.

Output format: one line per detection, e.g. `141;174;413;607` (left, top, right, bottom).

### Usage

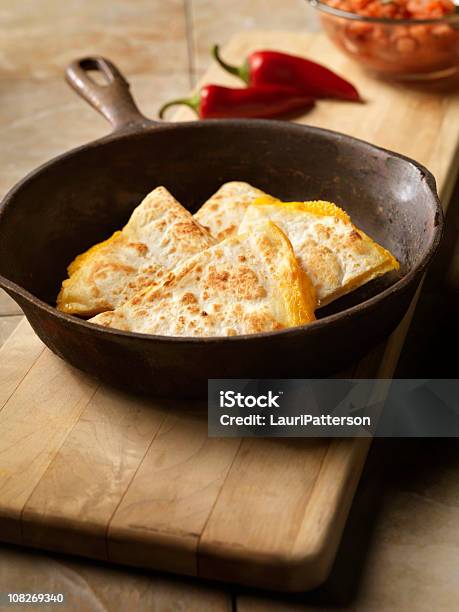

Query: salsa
325;0;455;19
321;0;459;77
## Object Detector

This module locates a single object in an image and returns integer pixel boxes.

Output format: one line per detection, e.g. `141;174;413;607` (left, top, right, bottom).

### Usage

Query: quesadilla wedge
90;221;316;337
57;186;214;316
194;181;267;241
239;197;399;307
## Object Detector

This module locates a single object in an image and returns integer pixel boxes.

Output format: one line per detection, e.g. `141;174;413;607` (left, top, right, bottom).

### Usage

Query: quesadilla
57;186;214;316
194;181;267;241
90;221;316;337
239;197;399;307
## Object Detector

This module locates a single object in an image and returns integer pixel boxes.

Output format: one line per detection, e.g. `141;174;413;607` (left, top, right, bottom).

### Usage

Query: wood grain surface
22;387;166;559
108;408;241;576
0;30;458;595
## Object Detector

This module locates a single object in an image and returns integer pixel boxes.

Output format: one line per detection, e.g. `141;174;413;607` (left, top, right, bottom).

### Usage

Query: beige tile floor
0;2;458;610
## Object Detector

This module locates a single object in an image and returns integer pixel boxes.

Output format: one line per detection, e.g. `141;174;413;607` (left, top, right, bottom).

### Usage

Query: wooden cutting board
0;32;458;593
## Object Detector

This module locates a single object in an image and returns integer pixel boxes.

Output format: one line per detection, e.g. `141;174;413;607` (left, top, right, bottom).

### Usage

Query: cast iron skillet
0;57;442;398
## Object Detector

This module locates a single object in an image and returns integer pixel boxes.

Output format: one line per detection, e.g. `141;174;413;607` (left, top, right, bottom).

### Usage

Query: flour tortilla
57;186;214;316
90;221;316;337
194;181;267;241
239;197;399;307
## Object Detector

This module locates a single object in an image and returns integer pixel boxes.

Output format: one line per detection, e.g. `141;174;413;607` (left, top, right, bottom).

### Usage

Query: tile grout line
184;0;196;88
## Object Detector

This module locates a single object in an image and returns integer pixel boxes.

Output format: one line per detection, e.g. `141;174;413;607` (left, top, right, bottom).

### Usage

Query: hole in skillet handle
80;58;112;87
78;57;130;88
85;70;110;86
65;56;154;131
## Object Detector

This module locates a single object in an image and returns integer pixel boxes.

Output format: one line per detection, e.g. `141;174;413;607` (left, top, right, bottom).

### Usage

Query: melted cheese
239;197;399;307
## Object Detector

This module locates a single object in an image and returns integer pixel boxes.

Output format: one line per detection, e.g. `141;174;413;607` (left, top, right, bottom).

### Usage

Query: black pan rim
0;118;443;345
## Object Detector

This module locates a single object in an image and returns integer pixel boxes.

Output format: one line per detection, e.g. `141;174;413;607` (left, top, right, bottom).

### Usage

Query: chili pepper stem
212;45;250;84
159;93;200;119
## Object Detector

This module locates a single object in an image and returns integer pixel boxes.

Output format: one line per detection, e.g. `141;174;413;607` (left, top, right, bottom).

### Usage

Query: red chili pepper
159;84;315;120
213;45;360;102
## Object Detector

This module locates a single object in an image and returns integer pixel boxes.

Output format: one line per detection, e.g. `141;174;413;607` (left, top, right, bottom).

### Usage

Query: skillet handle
65;57;153;131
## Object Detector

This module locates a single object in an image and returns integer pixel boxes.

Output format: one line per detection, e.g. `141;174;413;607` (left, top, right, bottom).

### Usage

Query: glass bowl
309;0;459;80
